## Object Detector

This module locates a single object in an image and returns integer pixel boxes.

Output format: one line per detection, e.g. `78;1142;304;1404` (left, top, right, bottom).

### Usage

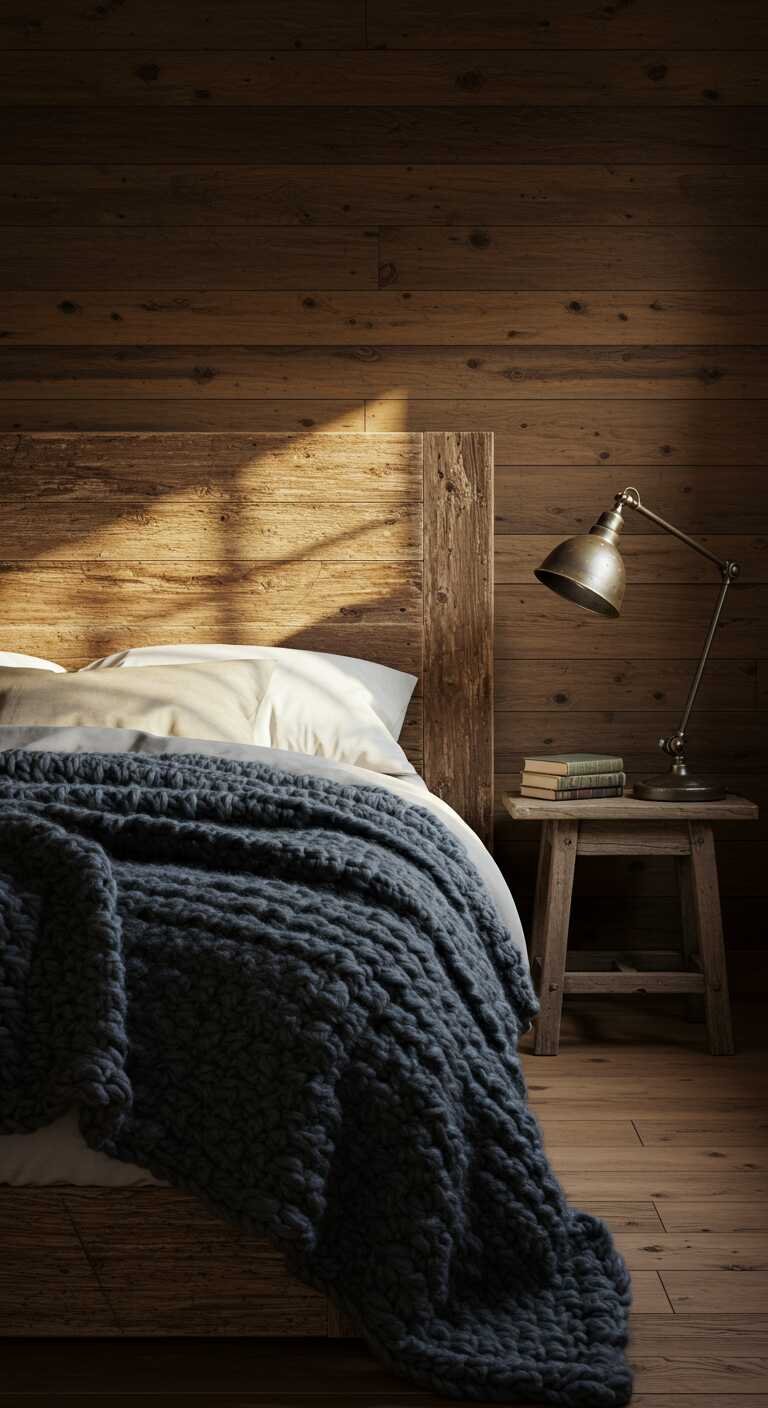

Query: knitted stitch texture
0;750;631;1404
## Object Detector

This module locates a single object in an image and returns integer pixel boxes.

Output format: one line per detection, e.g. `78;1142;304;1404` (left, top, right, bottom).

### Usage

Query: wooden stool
502;792;758;1056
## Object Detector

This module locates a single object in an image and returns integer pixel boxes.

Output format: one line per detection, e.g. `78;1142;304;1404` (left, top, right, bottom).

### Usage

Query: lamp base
634;763;725;803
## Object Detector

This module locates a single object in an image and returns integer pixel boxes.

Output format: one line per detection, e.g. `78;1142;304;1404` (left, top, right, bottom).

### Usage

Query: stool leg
686;822;734;1055
529;821;554;983
533;820;577;1056
675;855;705;1024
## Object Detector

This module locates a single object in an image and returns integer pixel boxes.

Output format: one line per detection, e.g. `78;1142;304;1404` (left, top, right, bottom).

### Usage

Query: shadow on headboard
1;428;494;844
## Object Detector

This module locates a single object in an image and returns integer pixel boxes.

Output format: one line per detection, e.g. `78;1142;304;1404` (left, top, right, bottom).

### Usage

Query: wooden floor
2;998;767;1406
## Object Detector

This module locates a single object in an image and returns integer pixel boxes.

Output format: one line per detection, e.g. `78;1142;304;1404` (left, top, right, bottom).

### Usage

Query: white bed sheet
0;725;526;1186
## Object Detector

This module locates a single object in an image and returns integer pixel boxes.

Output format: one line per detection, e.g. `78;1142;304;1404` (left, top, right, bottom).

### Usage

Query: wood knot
455;69;486;91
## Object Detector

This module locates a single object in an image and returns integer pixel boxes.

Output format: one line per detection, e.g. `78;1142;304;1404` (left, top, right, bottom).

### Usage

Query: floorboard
2;998;766;1403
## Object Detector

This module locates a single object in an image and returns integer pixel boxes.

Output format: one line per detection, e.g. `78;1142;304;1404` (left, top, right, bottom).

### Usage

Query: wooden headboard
1;429;494;845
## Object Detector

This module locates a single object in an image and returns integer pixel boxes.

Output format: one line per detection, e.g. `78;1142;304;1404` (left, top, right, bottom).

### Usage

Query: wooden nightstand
502;791;759;1056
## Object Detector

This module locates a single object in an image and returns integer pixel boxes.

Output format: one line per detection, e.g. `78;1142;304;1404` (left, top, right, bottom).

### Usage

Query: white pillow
83;644;417;774
0;652;65;672
0;661;268;746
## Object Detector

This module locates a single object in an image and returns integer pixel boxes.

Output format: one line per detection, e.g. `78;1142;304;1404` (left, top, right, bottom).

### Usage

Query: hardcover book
520;784;625;801
521;770;626;791
522;752;624;777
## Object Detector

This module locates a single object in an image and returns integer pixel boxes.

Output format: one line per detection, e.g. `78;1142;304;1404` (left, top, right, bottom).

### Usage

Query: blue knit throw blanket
0;750;631;1404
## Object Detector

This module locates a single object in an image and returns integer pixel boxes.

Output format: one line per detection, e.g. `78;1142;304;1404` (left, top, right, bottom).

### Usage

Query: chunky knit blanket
0;750;631;1404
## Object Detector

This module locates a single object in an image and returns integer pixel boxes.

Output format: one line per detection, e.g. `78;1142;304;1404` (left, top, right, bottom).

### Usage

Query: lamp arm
615;486;740;759
615;487;727;570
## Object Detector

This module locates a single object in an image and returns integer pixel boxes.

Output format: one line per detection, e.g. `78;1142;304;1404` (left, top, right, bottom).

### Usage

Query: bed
0;428;502;1339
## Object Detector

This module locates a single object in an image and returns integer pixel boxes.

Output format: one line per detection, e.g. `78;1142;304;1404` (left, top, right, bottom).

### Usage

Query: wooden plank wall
1;0;767;980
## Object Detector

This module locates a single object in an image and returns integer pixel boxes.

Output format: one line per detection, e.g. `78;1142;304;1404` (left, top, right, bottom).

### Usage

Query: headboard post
422;431;494;850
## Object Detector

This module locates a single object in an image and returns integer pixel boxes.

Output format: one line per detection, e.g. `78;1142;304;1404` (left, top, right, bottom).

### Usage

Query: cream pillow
82;644;417;775
83;643;416;741
0;661;269;745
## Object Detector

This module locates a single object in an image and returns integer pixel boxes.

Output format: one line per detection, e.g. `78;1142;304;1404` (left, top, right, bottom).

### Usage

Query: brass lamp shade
534;508;626;618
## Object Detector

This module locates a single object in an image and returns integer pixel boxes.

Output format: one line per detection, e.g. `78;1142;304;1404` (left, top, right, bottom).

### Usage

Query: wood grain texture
506;794;757;823
0;1190;117;1335
0;228;379;291
380;227;768;290
496;584;768;658
529;820;577;1052
423;430;494;846
5;431;424;499
366;1;768;49
4;345;766;400
494;657;758;710
0;500;422;561
65;1190;330;1336
0;0;365;49
495;466;768;531
6;107;767;165
495;710;768;771
6;290;768;345
4;50;767;108
4;166;764;228
371;400;768;464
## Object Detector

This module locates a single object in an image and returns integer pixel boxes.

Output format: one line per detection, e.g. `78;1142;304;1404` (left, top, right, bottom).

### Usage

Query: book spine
522;771;626;791
522;756;624;776
560;756;624;776
521;785;625;801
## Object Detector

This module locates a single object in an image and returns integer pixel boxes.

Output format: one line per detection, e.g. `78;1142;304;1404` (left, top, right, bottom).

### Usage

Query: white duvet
0;725;526;1186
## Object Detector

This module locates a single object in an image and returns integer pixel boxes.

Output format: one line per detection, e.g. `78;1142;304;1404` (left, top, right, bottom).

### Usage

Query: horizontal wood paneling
494;658;758;710
370;401;768;464
366;1;768;49
0;1;364;49
3;166;764;227
495;467;768;533
0;502;421;561
0;403;367;433
5;431;423;500
0;560;425;673
494;709;768;771
6;107;767;165
3;346;766;400
496;584;768;657
0;228;379;291
4;51;766;107
380;228;768;290
5;291;768;347
0;563;424;621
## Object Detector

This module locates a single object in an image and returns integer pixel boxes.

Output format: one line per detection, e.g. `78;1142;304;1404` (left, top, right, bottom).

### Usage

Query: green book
520;784;624;801
522;752;624;778
522;770;626;791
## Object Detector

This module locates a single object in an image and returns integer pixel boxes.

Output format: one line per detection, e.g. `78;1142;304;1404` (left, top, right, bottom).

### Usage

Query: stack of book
520;753;625;801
